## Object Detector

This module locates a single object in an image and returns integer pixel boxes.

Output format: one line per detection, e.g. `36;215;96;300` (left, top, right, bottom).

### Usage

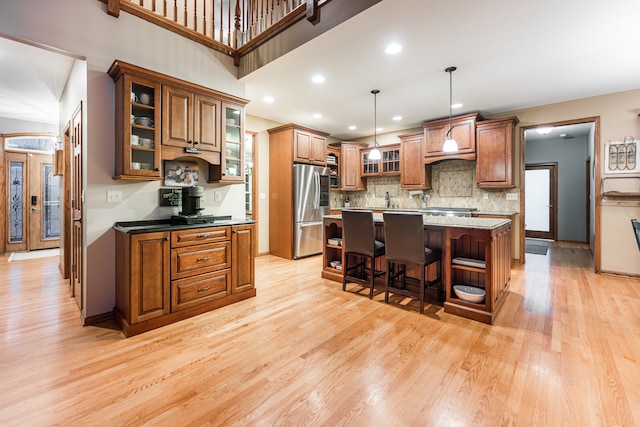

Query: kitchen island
322;213;511;324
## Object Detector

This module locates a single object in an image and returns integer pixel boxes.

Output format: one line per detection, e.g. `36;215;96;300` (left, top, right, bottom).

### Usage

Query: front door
525;163;557;240
71;104;83;310
28;153;60;250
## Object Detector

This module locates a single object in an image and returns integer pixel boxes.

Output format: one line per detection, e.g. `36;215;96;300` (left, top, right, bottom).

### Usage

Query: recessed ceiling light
451;103;463;109
559;133;567;137
312;74;325;84
263;96;274;103
376;127;384;132
385;43;402;55
313;113;322;119
348;125;357;130
392;116;402;121
536;126;553;135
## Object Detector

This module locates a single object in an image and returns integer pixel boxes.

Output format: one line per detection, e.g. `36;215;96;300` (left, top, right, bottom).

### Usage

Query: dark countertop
332;207;518;216
114;217;255;234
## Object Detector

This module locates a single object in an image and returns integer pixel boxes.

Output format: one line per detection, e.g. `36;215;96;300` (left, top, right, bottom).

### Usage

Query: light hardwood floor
1;243;639;426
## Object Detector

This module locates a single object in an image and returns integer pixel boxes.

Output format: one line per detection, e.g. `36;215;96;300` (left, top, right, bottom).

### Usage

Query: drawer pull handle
196;233;211;238
197;286;211;292
196;256;211;262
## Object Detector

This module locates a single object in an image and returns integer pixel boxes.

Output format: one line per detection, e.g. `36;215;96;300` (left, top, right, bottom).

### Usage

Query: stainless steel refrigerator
293;163;330;259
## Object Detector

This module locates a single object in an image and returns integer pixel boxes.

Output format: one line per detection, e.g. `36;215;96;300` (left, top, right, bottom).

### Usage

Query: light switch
214;192;221;202
259;193;266;200
483;193;489;200
107;190;122;203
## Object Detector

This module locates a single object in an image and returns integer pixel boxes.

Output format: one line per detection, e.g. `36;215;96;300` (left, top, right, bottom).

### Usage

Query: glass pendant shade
368;147;381;160
443;136;458;152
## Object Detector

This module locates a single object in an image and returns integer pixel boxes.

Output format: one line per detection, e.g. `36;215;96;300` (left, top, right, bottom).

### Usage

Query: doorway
4;136;60;253
525;163;557;240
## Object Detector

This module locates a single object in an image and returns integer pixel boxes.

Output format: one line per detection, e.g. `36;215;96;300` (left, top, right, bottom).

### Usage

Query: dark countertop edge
114;218;256;234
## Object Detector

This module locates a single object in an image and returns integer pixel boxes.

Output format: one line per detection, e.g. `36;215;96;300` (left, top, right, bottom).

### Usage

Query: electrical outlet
107;190;122;203
259;193;266;200
483;193;489;200
506;193;518;201
214;191;221;202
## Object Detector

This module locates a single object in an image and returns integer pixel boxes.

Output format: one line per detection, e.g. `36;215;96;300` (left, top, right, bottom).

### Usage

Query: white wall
0;0;246;318
0;118;58;134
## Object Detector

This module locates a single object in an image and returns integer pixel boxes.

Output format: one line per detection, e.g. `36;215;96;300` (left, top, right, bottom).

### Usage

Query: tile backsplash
331;160;520;213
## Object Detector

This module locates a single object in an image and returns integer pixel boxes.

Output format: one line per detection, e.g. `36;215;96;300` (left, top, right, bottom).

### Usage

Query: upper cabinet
399;133;432;190
327;146;340;189
293;127;327;165
423;113;483;164
361;144;400;176
110;68;163;180
108;60;248;181
211;103;245;183
476;116;519;188
162;85;221;158
340;142;367;191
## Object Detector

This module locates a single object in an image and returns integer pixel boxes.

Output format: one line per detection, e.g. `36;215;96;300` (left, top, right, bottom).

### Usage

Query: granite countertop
114;218;255;234
324;213;511;230
332;207;518;216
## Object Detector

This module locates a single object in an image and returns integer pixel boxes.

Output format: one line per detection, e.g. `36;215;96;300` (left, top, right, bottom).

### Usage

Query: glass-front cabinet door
118;75;162;179
221;103;244;182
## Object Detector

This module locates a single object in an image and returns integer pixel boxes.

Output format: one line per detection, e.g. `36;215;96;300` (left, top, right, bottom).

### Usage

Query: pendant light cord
445;66;456;138
372;89;379;147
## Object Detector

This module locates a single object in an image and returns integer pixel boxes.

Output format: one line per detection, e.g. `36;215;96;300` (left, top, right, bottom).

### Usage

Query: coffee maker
171;186;215;225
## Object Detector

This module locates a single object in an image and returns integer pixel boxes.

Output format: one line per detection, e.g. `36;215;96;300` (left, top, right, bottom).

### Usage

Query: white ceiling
1;0;639;140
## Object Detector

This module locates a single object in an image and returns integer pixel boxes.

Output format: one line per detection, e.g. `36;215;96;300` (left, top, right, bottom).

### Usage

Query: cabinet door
120;75;162;179
342;144;363;190
423;122;448;157
311;134;327;164
423;114;480;163
400;134;431;189
162;85;192;148
293;130;312;163
221;103;245;182
194;93;221;152
476;119;515;187
232;224;255;293
381;146;400;174
130;232;170;323
361;150;380;176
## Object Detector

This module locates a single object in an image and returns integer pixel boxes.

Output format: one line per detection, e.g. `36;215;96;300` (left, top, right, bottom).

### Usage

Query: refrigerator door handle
314;171;320;209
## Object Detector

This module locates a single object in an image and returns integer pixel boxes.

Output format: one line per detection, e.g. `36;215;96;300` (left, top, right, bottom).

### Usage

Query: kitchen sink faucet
385;191;390;208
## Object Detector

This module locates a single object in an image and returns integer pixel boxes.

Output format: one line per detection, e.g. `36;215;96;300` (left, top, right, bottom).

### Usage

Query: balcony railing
104;0;330;63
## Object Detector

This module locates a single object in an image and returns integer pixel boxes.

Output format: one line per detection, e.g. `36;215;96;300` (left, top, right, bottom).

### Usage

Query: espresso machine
171;186;215;225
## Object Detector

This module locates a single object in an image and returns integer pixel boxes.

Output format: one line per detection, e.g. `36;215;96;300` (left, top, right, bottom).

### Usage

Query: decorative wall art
605;136;639;173
163;160;199;187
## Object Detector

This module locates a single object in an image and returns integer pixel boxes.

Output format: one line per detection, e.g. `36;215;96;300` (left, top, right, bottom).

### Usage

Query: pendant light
443;66;458;153
368;89;382;160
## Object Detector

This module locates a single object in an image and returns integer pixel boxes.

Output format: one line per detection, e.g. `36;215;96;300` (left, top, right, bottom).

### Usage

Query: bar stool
383;212;442;314
342;210;385;299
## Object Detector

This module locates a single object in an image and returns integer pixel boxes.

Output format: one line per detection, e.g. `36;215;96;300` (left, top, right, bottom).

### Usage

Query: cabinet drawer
171;269;231;311
171;242;231;279
171;226;231;247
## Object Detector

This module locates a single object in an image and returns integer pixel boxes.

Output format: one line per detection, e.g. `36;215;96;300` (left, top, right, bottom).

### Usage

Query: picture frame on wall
163;160;200;187
605;139;639;174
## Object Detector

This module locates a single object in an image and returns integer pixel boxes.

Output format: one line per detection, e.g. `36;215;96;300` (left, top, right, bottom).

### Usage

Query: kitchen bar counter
324;213;510;230
323;213;512;324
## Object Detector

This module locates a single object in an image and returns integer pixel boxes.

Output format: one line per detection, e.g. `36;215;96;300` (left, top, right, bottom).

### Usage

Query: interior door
28;153;60;250
5;152;28;253
71;104;83;309
525;163;557;240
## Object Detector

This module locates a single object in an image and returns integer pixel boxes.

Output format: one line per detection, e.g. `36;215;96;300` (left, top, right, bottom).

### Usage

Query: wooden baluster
202;0;207;36
219;0;223;43
183;0;187;27
163;0;167;19
234;0;241;48
152;0;156;12
173;0;177;23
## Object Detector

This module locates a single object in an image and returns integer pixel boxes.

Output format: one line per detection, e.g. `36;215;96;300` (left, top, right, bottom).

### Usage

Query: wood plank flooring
1;242;639;426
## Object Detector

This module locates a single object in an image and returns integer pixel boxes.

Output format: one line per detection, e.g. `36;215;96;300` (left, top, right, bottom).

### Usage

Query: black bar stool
632;219;640;251
383;212;442;314
342;210;385;299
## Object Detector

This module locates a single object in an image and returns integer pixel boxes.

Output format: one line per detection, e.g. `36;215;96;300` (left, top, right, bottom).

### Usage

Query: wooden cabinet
340;142;367;191
294;128;327;165
473;212;518;261
162;85;221;153
232;224;255;293
443;223;511;325
399;132;432;190
114;222;256;337
109;65;163;180
476;117;519;188
209;103;246;183
108;60;248;181
362;144;400;176
115;231;171;325
422;113;483;164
